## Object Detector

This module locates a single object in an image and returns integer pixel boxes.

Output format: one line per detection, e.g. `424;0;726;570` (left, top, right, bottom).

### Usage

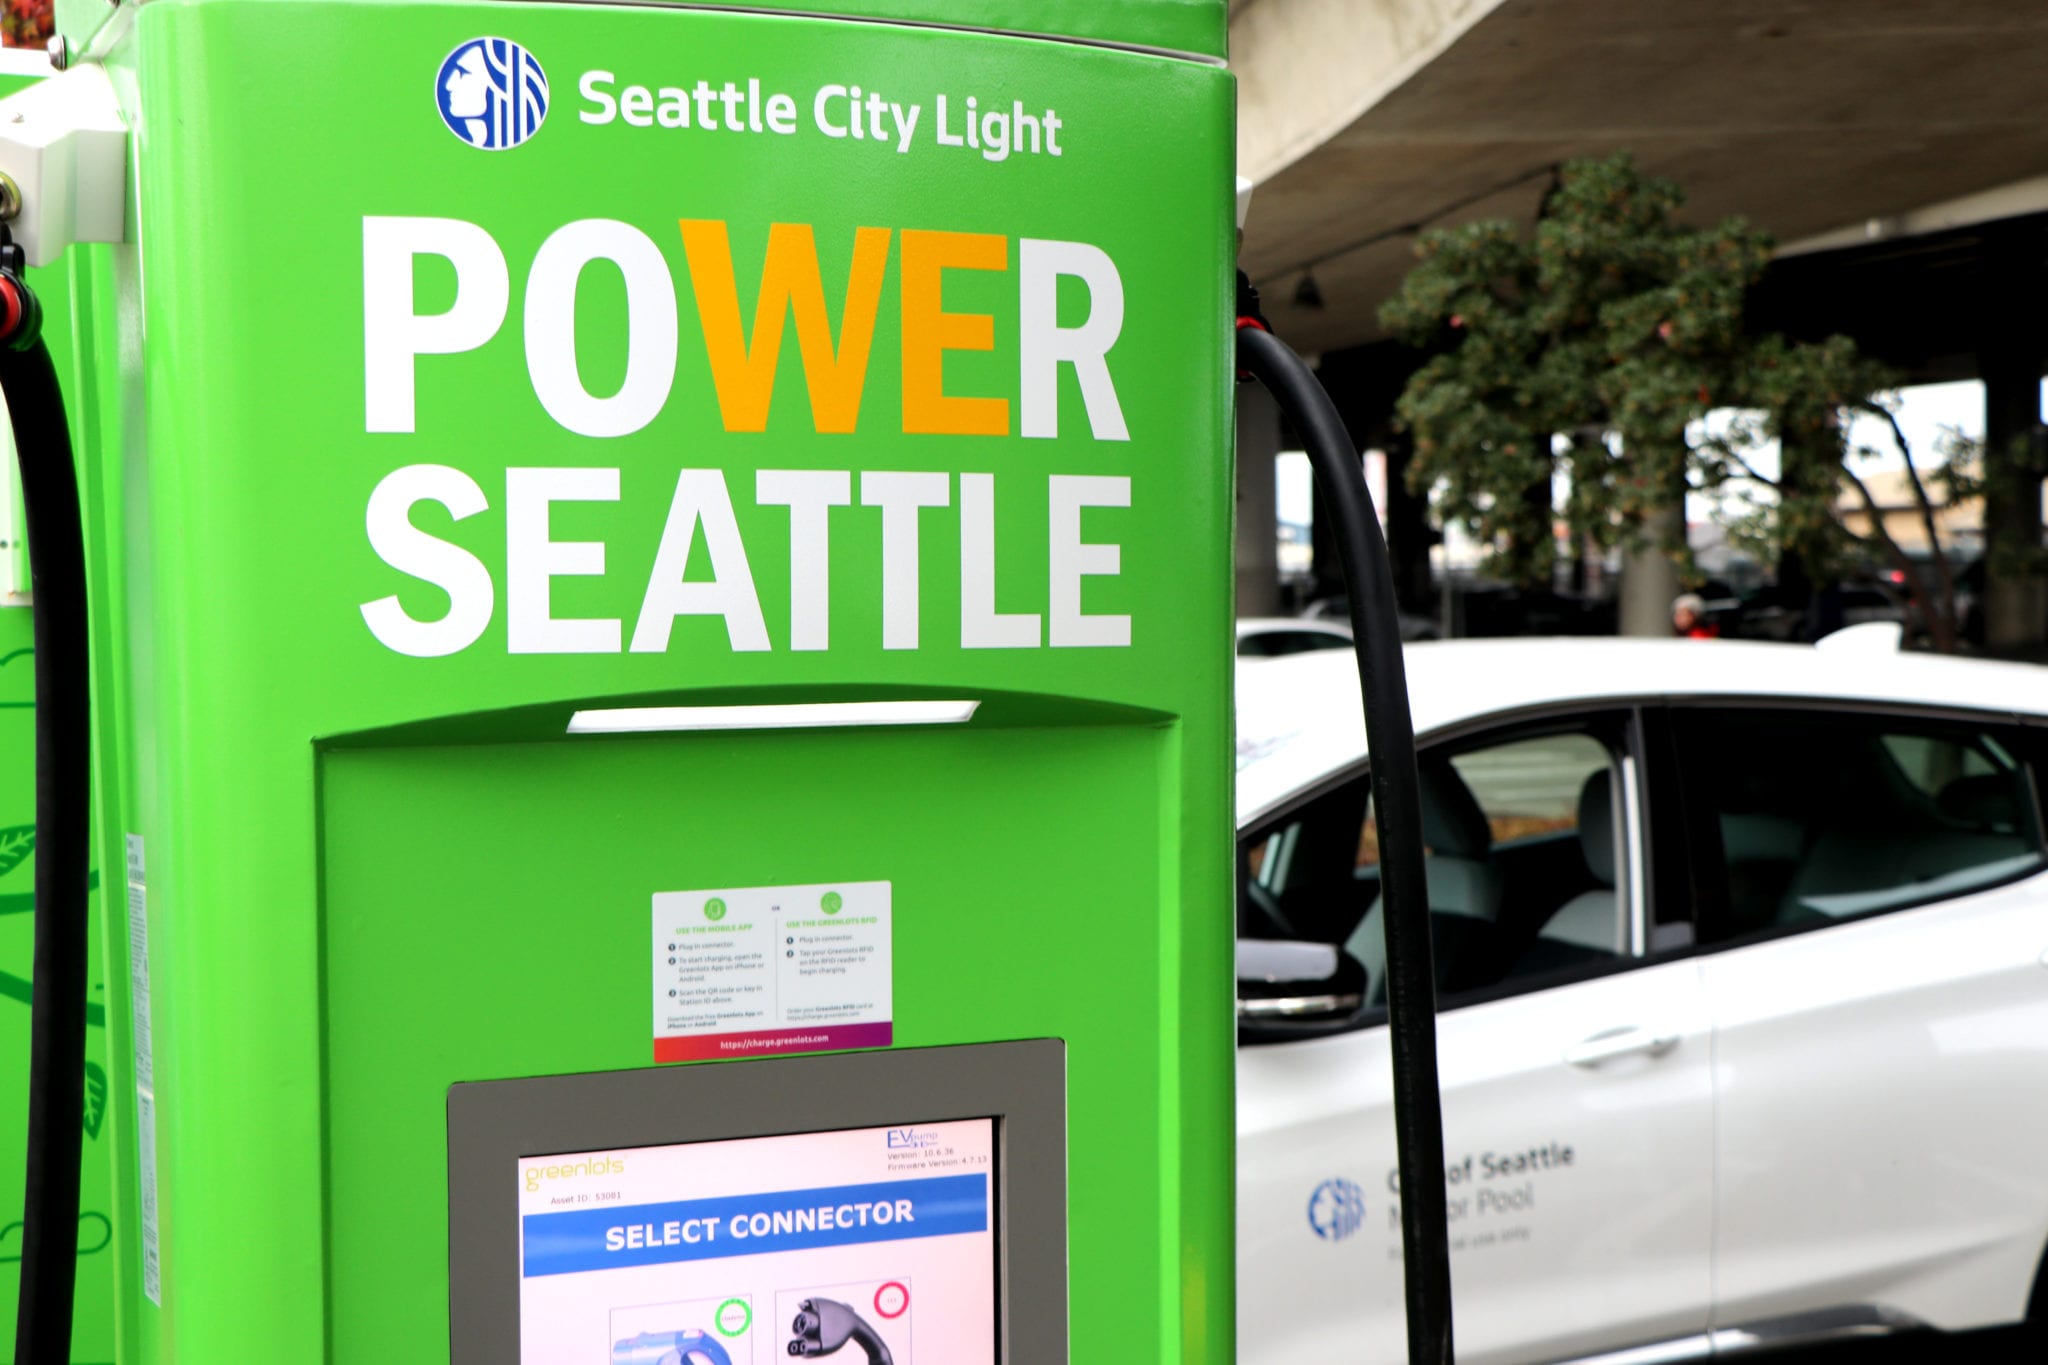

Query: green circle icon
715;1297;752;1337
704;897;727;922
821;891;843;914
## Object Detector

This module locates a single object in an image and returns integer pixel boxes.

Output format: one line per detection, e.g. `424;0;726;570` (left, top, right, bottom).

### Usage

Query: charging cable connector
787;1297;895;1365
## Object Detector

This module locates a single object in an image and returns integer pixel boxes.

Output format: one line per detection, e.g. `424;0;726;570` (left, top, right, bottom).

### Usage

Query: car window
1243;772;1371;944
1679;709;2045;941
1448;734;1611;850
1236;629;1351;658
1878;732;2003;796
1241;717;1640;1010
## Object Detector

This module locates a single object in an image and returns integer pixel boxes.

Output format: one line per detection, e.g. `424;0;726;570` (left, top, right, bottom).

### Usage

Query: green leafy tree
1;0;53;50
1380;153;1968;648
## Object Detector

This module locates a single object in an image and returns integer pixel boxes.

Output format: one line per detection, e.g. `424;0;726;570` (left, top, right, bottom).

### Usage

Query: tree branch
1840;462;1950;648
1721;447;1780;489
1857;403;1960;650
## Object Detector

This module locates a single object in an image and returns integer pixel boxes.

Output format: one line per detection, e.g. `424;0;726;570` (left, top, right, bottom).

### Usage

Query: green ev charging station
0;2;1249;1362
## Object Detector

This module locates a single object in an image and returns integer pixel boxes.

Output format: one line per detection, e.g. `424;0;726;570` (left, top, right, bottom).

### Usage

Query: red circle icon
873;1282;910;1319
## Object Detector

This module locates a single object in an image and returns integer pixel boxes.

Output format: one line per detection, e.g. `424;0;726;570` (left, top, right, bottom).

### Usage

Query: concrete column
1978;223;2048;654
1235;381;1283;618
1619;504;1684;637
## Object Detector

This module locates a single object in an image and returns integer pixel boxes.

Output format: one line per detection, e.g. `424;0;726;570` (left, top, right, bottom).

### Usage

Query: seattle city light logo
436;37;550;150
1307;1177;1366;1242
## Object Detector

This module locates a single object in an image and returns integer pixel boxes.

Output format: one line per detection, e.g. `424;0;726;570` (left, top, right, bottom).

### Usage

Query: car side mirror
1236;939;1364;1026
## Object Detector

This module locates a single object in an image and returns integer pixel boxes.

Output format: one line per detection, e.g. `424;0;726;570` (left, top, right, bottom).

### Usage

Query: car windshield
1237;629;1351;658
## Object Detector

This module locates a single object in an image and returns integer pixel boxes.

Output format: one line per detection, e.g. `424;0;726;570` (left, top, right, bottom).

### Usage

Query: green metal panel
76;2;1237;1360
57;0;1231;63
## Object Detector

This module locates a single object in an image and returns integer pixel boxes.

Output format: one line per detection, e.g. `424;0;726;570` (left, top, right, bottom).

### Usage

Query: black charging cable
1238;273;1454;1365
1;229;92;1365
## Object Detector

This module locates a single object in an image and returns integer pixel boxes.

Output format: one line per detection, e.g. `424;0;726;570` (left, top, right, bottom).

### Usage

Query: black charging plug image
786;1296;895;1365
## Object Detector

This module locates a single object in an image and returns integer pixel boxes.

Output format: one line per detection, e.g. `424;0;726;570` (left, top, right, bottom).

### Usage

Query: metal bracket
0;64;127;266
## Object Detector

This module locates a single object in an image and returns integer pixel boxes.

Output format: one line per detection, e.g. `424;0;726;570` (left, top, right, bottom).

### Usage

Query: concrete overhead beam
1779;174;2048;257
1233;0;1511;184
1234;0;2048;353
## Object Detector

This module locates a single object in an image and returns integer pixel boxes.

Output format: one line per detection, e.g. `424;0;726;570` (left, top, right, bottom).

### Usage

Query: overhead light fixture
1293;272;1324;309
566;700;981;734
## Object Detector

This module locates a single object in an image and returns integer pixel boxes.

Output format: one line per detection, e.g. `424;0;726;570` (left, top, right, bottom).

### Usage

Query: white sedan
1235;636;2048;1364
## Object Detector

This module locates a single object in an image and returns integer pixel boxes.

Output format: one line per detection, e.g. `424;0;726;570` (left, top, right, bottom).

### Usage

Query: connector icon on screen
787;1297;895;1365
612;1327;734;1365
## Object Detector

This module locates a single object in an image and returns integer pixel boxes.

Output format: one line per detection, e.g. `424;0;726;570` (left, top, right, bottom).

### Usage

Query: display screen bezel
448;1039;1064;1364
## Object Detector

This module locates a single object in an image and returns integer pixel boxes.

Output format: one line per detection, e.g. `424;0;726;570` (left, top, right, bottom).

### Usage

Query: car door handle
1564;1026;1680;1068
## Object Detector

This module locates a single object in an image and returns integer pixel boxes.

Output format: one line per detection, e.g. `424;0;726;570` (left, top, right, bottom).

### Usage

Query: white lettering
890;102;920;154
362;217;508;434
1048;475;1130;647
859;471;949;649
935;94;964;147
361;464;494;657
959;473;1040;648
524;219;678;438
1020;238;1128;441
579;70;617;125
756;469;851;651
813;84;848;139
506;467;621;654
631;470;770;653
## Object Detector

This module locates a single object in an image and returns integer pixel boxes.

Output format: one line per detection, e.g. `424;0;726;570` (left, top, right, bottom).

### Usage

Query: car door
1674;704;2048;1340
1237;709;1715;1365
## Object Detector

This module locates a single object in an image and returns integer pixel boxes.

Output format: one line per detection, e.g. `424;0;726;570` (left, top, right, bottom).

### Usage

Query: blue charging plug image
612;1329;735;1365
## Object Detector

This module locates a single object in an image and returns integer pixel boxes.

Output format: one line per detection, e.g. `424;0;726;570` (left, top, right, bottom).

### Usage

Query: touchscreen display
516;1118;997;1364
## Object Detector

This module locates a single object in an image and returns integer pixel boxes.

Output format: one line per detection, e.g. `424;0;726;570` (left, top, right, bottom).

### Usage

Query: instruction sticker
124;834;161;1305
652;880;891;1063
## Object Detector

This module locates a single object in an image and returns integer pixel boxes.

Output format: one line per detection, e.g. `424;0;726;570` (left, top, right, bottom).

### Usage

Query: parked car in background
1705;578;1909;645
1893;554;1987;651
1236;617;1358;658
1235;637;2048;1364
1299;598;1444;642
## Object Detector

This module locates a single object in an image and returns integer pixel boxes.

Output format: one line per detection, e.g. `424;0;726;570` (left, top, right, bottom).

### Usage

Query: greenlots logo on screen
704;897;727;922
524;1155;624;1192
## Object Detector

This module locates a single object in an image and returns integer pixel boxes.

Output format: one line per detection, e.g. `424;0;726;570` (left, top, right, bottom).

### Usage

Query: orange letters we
679;220;891;433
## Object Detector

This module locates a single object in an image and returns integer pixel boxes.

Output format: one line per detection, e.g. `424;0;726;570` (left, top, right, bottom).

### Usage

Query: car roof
1235;636;2048;826
1235;617;1349;636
